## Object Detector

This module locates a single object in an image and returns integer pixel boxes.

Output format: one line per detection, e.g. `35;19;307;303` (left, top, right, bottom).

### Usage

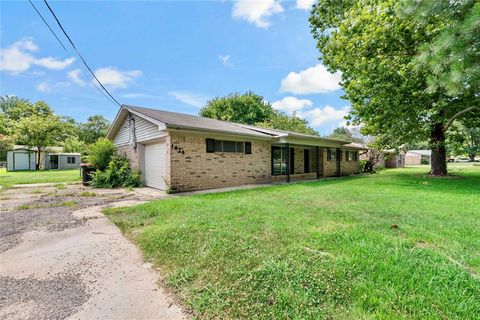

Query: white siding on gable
113;114;165;146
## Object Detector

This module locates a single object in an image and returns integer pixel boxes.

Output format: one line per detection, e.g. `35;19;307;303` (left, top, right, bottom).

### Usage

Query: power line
28;0;119;107
28;0;66;50
42;0;121;106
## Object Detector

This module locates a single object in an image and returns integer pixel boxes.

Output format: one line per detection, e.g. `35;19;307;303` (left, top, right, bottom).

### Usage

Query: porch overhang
274;135;350;148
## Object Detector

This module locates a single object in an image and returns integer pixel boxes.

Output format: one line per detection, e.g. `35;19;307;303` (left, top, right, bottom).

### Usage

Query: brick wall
119;131;361;191
323;148;337;176
293;148;305;174
322;149;360;176
118;145;141;170
168;132;271;192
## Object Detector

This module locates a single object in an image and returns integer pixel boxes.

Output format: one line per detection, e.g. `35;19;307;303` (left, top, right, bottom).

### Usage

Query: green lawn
0;168;81;190
106;164;480;319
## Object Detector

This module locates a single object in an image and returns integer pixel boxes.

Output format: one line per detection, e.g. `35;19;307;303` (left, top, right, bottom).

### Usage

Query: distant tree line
0;96;110;168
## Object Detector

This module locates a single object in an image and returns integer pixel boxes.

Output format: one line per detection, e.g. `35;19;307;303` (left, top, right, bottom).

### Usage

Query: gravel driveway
0;184;186;320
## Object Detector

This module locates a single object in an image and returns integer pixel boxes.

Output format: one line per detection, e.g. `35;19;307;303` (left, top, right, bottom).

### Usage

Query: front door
304;149;310;173
50;155;59;170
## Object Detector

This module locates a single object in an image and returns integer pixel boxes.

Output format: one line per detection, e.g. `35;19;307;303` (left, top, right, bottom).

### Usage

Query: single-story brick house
384;150;405;168
107;105;364;192
405;150;431;165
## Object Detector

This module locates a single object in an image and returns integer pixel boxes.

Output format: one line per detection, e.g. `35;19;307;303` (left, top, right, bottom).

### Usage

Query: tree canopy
78;115;111;144
13;114;70;169
257;111;318;136
200;91;318;135
310;0;479;175
200;91;274;125
0;96;53;135
326;127;361;142
398;0;480;97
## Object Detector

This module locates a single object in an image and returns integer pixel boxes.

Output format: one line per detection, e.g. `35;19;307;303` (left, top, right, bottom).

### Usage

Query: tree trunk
469;153;475;162
36;147;41;170
430;123;447;175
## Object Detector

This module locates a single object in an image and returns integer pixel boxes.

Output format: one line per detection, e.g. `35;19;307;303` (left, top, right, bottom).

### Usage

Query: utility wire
28;0;66;50
42;0;121;106
28;0;119;107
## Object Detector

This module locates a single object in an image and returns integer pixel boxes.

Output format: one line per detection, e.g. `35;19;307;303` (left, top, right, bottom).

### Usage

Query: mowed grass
0;168;81;190
105;164;480;319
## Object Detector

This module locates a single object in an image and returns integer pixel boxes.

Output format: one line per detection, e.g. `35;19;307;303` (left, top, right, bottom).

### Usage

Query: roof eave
166;125;275;140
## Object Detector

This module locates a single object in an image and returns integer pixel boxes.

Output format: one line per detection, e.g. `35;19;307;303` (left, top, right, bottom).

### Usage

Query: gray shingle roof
126;105;276;138
122;105;352;145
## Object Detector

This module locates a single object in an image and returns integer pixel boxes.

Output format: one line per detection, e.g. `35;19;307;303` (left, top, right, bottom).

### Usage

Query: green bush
86;138;116;171
421;158;429;165
360;160;367;172
90;155;143;188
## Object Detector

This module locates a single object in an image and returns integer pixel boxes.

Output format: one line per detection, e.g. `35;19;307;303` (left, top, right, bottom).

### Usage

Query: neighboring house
384;150;405;168
6;145;81;171
405;150;431;165
354;144;404;169
107;105;364;192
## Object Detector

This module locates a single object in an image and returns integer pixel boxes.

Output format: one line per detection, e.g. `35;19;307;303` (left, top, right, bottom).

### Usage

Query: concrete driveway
0;184;186;320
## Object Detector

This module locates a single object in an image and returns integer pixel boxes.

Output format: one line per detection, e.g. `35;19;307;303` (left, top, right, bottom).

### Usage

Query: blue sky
1;0;349;135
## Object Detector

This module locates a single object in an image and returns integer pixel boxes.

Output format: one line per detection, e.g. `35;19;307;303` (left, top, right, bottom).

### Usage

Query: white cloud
218;55;231;67
35;56;75;70
295;0;315;10
67;68;86;86
93;67;141;89
280;64;341;94
272;96;313;113
0;39;75;74
36;81;71;93
299;105;350;127
232;0;284;28
169;91;209;108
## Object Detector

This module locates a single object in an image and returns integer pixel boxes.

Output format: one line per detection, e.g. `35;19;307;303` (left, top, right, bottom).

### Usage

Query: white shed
6;148;37;171
44;153;81;170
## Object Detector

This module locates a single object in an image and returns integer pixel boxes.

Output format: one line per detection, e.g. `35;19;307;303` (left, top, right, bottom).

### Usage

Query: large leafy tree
310;0;479;175
399;0;480;97
13;114;71;169
0;134;13;162
256;111;318;135
78;115;111;144
326;126;361;142
0;96;53;135
447;112;480;161
62;136;87;154
200;91;274;125
200;91;318;135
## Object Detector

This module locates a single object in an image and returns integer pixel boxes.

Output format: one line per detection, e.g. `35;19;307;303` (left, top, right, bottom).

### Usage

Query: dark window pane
223;141;236;152
245;142;252;154
236;142;244;153
214;140;223;152
272;147;283;175
206;138;215;153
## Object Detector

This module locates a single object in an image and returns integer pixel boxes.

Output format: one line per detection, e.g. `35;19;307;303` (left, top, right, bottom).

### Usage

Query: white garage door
14;153;30;170
144;142;167;190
